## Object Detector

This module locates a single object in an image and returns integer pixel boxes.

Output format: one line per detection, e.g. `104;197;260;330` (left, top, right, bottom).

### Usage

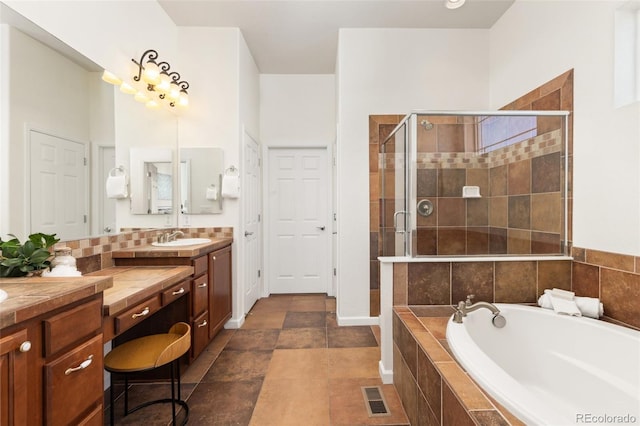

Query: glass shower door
381;119;410;256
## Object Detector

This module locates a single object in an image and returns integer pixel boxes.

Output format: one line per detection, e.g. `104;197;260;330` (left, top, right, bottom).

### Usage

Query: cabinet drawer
192;274;208;316
193;255;208;277
114;296;161;335
162;280;190;306
76;404;103;426
44;334;103;426
43;298;102;357
192;310;209;359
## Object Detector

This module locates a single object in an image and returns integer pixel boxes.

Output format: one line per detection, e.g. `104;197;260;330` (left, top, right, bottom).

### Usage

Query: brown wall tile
408;262;451;305
532;152;561;193
508;195;531;229
467;198;488;227
451;262;494;304
489;227;508;254
495;261;537;303
587;249;635;273
439;198;466;226
417;120;438;153
489;196;508;227
531;232;561;254
572;261;600;298
417;228;437;256
417;169;438;197
393;262;408;306
601;268;640;328
507;229;531;254
531;192;562;233
467;228;489;255
438;169;466;197
490;165;507;196
442;384;475;426
438;228;466;255
466;168;489;197
508;159;531;195
537;260;572;295
437;124;465;153
417;347;442;421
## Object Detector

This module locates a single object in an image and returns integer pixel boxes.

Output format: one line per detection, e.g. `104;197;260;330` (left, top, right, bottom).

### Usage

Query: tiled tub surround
51;227;233;275
393;306;523;425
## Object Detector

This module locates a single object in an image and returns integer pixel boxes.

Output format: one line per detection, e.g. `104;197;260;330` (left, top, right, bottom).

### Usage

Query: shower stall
380;111;570;257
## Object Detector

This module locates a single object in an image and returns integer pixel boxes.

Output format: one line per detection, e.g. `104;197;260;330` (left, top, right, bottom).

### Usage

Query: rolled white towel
575;296;604;319
538;292;604;319
545;288;575;300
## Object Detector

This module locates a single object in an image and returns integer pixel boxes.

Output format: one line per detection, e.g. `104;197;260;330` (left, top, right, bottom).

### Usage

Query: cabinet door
44;334;103;426
0;329;29;426
209;246;232;339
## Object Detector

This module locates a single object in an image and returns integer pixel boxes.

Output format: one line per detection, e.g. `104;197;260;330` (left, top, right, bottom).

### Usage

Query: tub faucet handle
466;294;475;307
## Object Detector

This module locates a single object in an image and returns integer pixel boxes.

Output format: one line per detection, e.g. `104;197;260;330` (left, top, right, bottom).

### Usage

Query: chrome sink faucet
452;294;506;328
166;230;184;242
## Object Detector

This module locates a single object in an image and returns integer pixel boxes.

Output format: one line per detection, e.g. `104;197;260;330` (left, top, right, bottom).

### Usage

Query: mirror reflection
130;148;173;215
179;147;224;214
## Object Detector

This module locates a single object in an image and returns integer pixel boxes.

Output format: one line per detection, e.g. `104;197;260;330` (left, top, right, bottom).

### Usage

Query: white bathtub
446;304;640;425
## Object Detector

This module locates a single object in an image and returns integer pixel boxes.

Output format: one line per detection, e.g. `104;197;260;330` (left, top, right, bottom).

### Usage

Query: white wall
490;1;640;255
260;74;336;147
336;28;490;323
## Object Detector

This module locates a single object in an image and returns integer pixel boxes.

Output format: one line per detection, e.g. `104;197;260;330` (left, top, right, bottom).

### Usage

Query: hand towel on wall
221;174;240;198
106;169;128;199
206;186;218;201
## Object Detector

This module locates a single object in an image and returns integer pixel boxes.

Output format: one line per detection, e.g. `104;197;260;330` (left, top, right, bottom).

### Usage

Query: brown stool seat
104;322;191;425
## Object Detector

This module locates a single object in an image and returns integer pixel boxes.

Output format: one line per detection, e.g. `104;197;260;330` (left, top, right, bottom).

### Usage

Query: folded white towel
221;174;240;198
549;295;582;316
106;174;128;199
206;186;218;201
537;292;604;319
545;288;575;300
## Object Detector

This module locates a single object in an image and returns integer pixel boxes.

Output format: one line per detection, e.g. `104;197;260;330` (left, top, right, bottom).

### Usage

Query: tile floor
105;294;409;425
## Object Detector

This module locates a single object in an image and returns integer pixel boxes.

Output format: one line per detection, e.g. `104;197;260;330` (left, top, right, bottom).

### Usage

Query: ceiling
159;0;515;74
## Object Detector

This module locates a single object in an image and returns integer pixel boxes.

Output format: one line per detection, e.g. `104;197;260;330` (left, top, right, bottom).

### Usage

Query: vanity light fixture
132;49;190;108
445;0;466;9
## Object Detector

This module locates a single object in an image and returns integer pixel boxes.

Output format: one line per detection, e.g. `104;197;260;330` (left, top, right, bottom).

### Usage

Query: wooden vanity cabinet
208;245;232;339
0;294;104;426
112;241;232;362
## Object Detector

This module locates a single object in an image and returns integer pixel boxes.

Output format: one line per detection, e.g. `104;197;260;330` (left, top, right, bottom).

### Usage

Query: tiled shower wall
53;227;233;275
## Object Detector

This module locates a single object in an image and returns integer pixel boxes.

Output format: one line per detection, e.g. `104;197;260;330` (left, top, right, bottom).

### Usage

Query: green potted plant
0;233;60;277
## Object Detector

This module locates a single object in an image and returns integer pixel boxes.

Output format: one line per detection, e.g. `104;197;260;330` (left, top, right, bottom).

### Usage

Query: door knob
317;226;325;231
244;231;254;237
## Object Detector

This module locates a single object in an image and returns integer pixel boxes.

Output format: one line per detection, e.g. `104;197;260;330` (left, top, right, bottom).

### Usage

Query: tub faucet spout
452;295;505;328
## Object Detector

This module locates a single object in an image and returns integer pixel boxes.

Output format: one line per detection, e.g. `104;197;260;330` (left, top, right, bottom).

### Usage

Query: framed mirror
179;147;224;214
130;148;174;215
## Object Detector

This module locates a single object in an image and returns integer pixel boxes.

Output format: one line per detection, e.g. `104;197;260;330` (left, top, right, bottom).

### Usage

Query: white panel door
244;131;262;313
268;148;329;294
30;130;88;240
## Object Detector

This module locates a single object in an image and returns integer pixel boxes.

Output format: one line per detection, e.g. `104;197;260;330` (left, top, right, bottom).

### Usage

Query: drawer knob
131;307;150;319
172;288;185;296
198;320;208;328
65;354;93;375
19;341;32;353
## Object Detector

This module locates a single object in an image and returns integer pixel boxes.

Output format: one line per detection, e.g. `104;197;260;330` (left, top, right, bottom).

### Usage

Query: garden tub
446;304;640;425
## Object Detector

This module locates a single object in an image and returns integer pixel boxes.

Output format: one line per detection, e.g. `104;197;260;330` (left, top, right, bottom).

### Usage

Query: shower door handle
393;211;407;234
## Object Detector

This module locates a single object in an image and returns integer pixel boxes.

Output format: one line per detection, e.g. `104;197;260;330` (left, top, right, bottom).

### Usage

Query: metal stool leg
109;374;115;426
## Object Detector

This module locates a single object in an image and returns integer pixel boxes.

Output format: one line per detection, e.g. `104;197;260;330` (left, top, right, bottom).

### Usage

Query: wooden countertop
87;266;194;316
0;275;113;329
111;237;233;259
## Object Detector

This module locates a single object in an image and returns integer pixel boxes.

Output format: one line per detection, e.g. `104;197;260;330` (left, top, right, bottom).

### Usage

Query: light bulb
156;73;171;93
134;92;150;103
101;70;122;85
146;99;160;109
168;82;180;101
142;61;161;85
120;82;137;94
178;91;189;107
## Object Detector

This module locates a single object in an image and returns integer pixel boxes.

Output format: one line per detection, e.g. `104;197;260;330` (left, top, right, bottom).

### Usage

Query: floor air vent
361;386;390;417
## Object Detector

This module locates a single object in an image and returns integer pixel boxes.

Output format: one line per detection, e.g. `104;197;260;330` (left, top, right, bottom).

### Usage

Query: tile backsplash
53;227;233;275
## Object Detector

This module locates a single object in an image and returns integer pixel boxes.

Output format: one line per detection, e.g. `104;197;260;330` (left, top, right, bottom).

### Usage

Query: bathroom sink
151;238;211;247
0;289;7;304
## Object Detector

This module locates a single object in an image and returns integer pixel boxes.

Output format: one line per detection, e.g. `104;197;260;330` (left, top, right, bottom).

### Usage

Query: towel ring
224;165;239;176
109;165;126;177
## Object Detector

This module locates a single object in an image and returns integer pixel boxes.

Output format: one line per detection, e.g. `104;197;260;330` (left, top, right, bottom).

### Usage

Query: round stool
104;322;191;425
